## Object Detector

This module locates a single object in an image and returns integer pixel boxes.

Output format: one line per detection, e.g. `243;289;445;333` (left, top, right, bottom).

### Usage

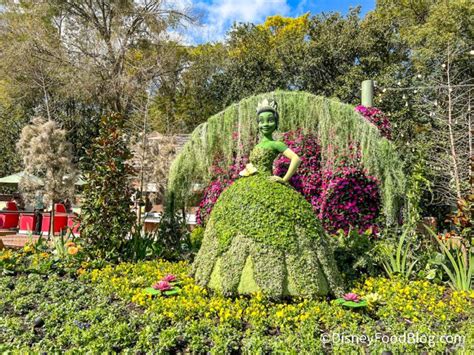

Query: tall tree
80;113;135;259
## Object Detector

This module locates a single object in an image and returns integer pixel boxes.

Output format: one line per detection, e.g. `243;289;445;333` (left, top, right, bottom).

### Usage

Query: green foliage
157;192;191;261
3;260;473;352
189;226;204;253
119;227;164;263
193;146;343;298
425;227;473;291
0;103;27;185
378;230;418;279
405;155;431;227
331;229;381;285
79;113;135;261
169;91;406;226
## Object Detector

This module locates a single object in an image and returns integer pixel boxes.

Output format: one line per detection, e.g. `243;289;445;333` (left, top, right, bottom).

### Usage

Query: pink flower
343;293;360;302
162;274;177;282
152;281;171;291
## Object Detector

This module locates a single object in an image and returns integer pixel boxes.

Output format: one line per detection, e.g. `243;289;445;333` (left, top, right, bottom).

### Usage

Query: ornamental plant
197;130;381;236
317;165;381;235
80;113;135;261
355;105;392;139
145;273;181;296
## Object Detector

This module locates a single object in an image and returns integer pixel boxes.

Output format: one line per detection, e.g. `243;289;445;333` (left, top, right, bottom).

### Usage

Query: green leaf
335;298;368;308
144;287;160;296
163;288;180;296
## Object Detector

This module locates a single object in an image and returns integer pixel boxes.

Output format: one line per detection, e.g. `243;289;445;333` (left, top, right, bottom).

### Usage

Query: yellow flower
67;246;79;255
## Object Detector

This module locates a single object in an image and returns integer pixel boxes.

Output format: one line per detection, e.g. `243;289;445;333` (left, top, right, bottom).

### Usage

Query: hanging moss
168;91;405;224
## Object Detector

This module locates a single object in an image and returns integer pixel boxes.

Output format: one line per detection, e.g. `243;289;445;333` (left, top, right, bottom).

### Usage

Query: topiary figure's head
256;99;279;135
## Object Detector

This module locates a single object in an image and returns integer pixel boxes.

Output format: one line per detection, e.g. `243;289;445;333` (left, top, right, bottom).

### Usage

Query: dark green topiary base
192;172;344;298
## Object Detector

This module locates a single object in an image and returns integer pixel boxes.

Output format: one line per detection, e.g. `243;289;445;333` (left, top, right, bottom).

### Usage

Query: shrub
79;113;135;261
157;192;190;261
318;166;381;235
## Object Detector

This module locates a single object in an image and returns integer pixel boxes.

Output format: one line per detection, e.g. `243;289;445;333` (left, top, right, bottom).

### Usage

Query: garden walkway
0;233;41;248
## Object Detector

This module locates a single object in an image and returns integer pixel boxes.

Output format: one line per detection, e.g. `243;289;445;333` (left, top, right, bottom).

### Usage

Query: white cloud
189;0;292;43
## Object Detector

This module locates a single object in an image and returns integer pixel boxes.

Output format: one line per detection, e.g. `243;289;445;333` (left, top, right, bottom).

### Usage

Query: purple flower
355;105;392;139
196;129;381;237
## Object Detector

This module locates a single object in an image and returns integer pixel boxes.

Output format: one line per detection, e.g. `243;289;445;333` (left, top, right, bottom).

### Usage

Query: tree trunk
446;47;462;200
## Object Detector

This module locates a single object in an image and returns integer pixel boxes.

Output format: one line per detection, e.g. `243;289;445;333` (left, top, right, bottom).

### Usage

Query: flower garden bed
1;256;472;353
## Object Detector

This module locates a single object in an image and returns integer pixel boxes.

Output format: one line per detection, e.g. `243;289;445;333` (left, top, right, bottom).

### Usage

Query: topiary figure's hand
269;175;285;183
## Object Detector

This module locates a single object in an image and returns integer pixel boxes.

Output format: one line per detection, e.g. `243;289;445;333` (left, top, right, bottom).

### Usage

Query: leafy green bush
331;229;381;285
426;227;473;291
157;192;191;261
189;226;204;253
79;113;135;261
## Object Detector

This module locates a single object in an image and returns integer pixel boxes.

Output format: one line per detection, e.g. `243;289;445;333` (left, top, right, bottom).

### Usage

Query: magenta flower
162;274;177;282
343;293;360;302
355;105;392;139
152;281;171;291
196;129;380;236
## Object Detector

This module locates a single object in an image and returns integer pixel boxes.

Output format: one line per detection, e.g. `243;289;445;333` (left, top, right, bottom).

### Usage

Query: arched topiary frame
168;91;405;224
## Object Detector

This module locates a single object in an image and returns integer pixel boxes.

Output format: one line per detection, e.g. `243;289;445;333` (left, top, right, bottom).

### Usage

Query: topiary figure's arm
270;148;301;183
281;148;301;182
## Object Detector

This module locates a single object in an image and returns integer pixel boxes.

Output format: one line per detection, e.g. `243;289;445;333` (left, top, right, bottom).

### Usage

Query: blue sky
175;0;375;44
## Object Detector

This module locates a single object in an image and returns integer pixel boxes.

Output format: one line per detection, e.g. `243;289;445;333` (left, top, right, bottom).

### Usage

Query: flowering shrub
318;166;381;235
196;155;247;225
274;130;323;208
197;130;381;236
355;105;392;139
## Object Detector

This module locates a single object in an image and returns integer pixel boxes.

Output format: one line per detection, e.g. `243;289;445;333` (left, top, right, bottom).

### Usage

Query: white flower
239;163;257;177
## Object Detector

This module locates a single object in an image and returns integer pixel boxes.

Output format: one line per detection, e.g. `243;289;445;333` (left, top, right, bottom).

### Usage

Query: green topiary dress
192;143;344;298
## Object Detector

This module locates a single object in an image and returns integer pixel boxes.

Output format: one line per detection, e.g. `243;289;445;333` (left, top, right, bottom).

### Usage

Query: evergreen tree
80;113;135;260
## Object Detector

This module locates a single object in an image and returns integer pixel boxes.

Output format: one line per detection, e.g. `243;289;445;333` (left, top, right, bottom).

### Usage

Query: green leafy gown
192;143;343;298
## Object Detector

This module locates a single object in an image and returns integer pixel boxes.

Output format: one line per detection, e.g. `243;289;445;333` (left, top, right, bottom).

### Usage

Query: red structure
67;213;80;234
0;201;19;229
18;213;36;234
41;203;68;235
